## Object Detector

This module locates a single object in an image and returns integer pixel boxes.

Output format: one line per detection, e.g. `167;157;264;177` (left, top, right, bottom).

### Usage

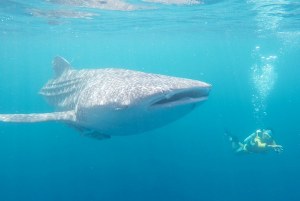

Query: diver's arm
243;133;256;143
266;140;283;152
256;140;283;152
267;144;283;152
268;140;281;147
244;129;263;143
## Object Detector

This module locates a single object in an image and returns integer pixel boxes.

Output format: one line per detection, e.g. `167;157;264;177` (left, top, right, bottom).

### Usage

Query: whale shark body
0;57;211;139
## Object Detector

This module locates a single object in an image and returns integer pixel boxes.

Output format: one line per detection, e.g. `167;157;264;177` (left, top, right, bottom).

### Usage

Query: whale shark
0;56;211;139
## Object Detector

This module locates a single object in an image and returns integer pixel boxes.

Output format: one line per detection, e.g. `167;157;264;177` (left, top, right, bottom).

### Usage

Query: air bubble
251;46;277;122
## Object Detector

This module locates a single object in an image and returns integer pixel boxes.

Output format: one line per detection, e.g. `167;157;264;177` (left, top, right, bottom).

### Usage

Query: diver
225;129;283;154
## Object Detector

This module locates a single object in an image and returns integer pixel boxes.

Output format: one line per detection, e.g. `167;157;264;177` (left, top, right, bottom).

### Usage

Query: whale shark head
75;69;211;136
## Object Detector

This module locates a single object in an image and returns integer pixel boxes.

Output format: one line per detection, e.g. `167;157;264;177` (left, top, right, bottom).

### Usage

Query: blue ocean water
1;0;300;201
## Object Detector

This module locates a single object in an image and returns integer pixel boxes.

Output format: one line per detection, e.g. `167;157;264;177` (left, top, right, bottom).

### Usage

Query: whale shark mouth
149;87;209;108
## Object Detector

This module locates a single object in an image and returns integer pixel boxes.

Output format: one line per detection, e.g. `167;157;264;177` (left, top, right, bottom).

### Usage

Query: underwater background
1;0;300;201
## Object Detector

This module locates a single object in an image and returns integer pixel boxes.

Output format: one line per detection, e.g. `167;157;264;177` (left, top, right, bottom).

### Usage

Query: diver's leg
225;132;245;153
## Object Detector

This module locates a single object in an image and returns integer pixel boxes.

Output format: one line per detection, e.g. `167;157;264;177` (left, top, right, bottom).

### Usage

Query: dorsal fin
52;56;71;77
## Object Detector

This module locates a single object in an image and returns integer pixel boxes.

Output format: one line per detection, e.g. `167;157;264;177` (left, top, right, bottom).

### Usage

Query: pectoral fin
83;130;111;140
68;125;111;140
0;111;75;123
